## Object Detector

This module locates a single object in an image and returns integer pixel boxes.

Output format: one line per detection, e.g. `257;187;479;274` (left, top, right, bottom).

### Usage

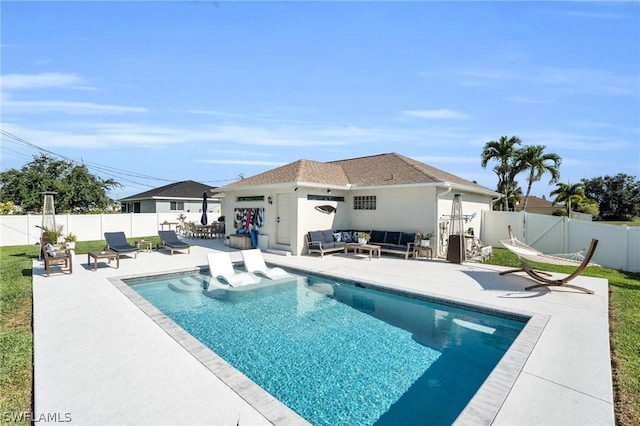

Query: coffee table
344;243;381;260
87;251;119;271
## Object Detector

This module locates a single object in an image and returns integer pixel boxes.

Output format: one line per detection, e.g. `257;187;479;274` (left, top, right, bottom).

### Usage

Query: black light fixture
327;189;332;194
267;196;273;204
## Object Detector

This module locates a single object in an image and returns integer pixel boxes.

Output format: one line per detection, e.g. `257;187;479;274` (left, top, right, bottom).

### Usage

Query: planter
65;242;76;250
420;240;431;248
358;238;368;245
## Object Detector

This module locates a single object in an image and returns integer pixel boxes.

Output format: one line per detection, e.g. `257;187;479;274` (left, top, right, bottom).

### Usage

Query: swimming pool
124;269;528;426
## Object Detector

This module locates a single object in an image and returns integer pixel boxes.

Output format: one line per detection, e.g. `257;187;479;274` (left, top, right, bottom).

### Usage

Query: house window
354;195;376;210
237;196;265;202
170;202;184;211
121;202;140;213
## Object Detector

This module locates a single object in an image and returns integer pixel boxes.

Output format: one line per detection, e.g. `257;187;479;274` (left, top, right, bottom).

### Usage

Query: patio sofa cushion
370;230;386;244
400;232;416;245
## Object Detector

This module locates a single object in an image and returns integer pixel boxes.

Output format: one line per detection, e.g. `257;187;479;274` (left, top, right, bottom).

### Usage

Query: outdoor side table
87;251;119;271
414;246;433;259
135;240;152;252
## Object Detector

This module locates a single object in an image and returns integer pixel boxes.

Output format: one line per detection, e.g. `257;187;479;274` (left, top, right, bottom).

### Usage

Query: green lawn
1;241;638;425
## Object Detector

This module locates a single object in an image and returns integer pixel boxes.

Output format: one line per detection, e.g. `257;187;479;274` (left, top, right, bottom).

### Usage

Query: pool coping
109;265;549;426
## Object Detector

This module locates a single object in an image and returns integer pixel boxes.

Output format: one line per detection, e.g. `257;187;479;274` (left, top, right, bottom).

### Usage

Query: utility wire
0;129;240;188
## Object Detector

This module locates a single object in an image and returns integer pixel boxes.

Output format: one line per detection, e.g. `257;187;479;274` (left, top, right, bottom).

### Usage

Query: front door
276;193;291;245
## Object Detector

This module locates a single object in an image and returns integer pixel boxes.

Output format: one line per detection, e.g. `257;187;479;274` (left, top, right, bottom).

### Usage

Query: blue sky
1;1;639;200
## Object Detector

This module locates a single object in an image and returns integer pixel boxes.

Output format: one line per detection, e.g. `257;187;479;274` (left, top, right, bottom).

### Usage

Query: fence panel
481;211;638;272
2;211;638;272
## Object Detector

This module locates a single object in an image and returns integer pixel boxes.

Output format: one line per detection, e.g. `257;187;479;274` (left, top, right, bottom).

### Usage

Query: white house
215;153;500;256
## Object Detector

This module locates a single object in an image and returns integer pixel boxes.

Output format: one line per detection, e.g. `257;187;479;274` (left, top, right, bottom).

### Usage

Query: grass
0;240;638;425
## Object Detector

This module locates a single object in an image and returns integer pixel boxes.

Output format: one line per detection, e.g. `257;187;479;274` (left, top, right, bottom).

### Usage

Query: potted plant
42;225;65;247
357;232;371;245
418;232;433;247
64;233;78;250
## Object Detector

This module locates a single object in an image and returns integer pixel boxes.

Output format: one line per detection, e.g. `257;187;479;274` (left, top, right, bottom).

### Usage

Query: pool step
180;277;205;288
168;277;204;293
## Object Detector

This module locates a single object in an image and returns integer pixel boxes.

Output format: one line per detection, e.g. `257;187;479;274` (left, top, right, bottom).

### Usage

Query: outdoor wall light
327;189;332;194
267;196;273;204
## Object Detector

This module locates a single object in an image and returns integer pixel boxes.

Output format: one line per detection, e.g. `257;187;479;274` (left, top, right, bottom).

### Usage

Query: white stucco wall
221;185;495;256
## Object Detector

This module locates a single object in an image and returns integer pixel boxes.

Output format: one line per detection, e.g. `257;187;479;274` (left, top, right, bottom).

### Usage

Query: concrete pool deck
32;239;614;425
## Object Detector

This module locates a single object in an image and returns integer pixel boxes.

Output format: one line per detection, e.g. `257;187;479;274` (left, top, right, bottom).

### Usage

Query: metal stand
39;191;57;260
446;193;466;263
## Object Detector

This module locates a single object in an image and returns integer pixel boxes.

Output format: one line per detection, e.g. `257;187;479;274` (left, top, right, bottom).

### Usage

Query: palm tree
481;135;522;211
517;145;562;211
550;182;584;217
505;182;523;211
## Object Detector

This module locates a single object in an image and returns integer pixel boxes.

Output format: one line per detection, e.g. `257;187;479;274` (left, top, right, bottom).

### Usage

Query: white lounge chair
241;249;291;280
206;252;260;287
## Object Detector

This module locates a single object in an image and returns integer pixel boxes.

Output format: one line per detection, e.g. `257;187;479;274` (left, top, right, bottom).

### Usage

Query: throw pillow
45;243;56;257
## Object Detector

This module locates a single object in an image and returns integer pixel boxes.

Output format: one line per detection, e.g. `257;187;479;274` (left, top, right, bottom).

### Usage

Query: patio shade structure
200;192;208;225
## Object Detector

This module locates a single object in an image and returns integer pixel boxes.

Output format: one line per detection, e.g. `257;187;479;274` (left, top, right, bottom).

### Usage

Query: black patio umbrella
200;192;208;225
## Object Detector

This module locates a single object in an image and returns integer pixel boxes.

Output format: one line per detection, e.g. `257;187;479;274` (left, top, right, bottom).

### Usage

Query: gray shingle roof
120;180;216;201
217;152;492;192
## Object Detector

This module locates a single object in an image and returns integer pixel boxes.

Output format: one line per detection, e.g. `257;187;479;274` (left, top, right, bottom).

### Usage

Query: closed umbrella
200;192;208;225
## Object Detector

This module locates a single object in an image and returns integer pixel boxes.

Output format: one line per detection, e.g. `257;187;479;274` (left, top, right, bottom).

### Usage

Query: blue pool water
128;271;526;425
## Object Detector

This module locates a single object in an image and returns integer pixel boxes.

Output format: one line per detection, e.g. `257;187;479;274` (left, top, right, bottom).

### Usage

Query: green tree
0;154;121;213
481;135;522;211
550;182;585;217
581;174;640;220
517;145;562;211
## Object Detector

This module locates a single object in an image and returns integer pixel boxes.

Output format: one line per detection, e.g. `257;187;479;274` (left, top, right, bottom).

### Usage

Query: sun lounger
206;252;260;287
104;232;139;258
158;230;191;255
241;248;291;280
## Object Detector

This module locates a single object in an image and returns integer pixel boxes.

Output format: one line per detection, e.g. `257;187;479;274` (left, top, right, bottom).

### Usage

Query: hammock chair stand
499;226;598;294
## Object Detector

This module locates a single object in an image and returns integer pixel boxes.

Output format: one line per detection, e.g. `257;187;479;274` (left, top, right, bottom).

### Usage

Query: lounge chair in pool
158;230;191;255
241;248;291;280
206;252;260;287
104;232;139;258
499;226;598;294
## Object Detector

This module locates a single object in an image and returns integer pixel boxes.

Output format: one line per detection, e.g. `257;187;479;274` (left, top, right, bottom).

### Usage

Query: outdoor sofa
306;229;417;259
366;230;417;259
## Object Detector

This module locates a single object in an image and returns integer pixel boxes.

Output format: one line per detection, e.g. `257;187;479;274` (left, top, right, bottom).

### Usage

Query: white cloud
1;72;87;90
457;67;639;98
2;97;147;115
401;109;471;120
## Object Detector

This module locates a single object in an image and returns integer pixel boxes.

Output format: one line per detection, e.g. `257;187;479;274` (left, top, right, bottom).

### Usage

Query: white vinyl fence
2;211;638;272
481;211;640;272
0;212;205;248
